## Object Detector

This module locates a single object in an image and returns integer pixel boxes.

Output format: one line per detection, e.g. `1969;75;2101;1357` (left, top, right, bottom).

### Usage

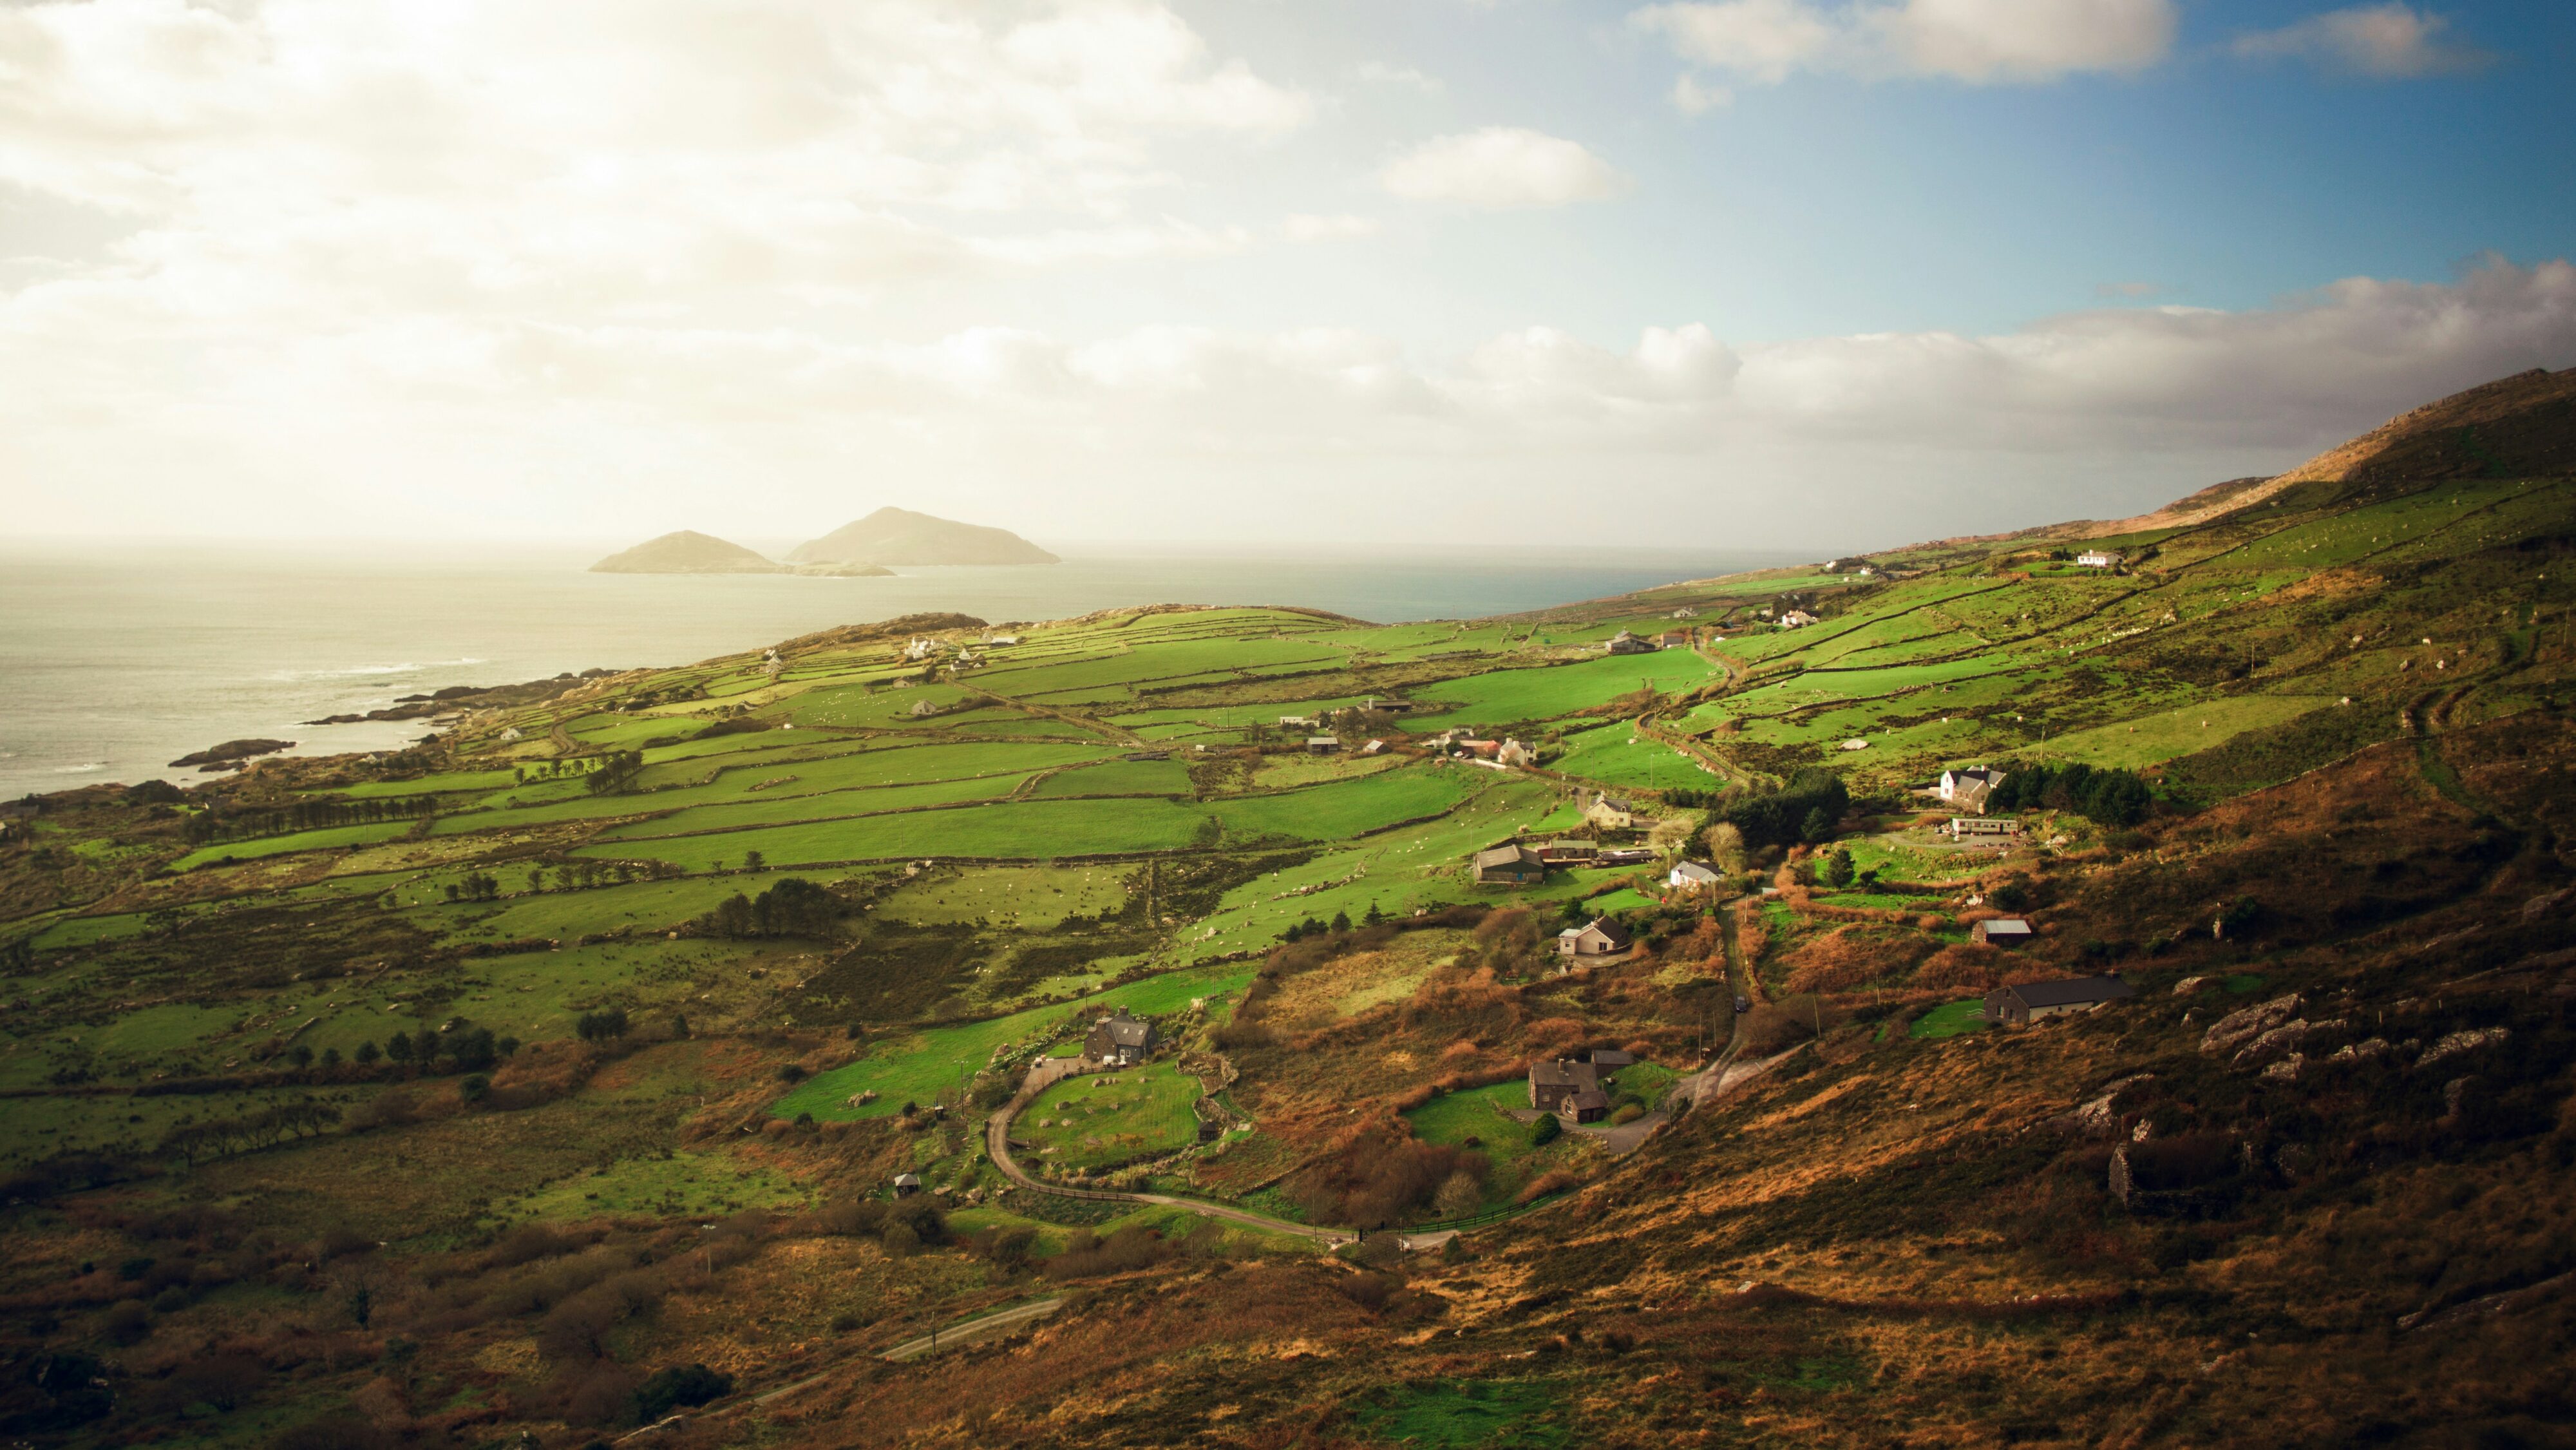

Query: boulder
2200;995;2303;1057
2418;1027;2509;1069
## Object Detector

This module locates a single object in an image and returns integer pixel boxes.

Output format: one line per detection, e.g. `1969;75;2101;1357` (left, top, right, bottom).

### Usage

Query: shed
1948;816;2018;840
1473;844;1547;886
1605;630;1656;655
893;1172;922;1197
1305;736;1340;754
1557;1089;1612;1125
1538;839;1597;863
1984;974;2137;1026
1971;918;2034;946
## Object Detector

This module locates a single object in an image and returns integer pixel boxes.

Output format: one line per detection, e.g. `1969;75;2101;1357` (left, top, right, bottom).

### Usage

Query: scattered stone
2260;1053;2305;1082
2201;995;2303;1057
2329;1038;2391;1062
2172;976;2211;995
2418;1027;2509;1069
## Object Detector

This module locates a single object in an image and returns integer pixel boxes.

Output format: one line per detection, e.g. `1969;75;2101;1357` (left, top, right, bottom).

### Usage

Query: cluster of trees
574;1007;631;1042
182;794;439;846
1986;760;2155;825
382;1019;513;1073
583;750;647;797
1721;768;1852;846
158;1101;341;1169
694;877;842;938
441;872;503;902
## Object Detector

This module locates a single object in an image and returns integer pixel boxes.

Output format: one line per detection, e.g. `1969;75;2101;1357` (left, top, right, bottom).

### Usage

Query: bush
1516;1170;1579;1205
634;1364;734;1420
1609;1103;1645;1126
1530;1114;1561;1147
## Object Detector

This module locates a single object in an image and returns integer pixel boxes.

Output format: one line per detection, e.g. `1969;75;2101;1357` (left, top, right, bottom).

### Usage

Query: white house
1938;767;2007;814
2076;550;2120;569
1777;610;1819;629
1669;860;1723;891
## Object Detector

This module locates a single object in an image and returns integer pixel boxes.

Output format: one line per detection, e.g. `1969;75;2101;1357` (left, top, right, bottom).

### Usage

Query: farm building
1497;738;1537;767
1948;816;2018;841
1359;739;1388;756
1556;1089;1611;1125
1660;631;1692;649
1671;607;1698;619
1777;610;1819;628
1594;847;1655;867
1474;844;1547;886
1557;917;1634;960
1984;974;2138;1025
1939;767;2007;813
893;1172;923;1197
1538;839;1597;863
1971;918;2035;946
1528;1058;1603;1112
1305;736;1340;754
1669;860;1723;891
1589;1049;1636;1071
1083;1012;1156;1067
1583;792;1639;831
1605;629;1656;655
2076;549;2121;569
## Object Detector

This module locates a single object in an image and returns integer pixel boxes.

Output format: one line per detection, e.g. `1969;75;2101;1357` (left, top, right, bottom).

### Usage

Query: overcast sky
2;0;2571;553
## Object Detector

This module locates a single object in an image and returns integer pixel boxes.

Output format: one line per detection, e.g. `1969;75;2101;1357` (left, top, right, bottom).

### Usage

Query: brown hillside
2271;365;2576;486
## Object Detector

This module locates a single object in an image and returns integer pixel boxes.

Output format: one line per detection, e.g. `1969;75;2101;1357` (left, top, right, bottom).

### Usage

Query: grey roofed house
1305;736;1340;754
1474;844;1547;885
1557;917;1633;959
1083;1011;1155;1066
893;1172;923;1196
1605;629;1656;655
1669;859;1722;889
1971;917;2034;945
1528;1057;1602;1111
1588;1049;1635;1072
1984;974;2137;1026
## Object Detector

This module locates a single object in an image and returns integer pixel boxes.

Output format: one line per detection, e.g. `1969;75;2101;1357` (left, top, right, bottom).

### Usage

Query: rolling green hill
1;370;2570;1449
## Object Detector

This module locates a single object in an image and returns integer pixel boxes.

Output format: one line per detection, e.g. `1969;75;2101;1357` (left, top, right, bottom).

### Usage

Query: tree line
182;794;440;846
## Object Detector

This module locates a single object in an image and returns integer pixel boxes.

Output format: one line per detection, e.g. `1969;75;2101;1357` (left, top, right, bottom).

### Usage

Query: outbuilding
1984;974;2138;1026
1971;917;2034;946
1473;844;1547;886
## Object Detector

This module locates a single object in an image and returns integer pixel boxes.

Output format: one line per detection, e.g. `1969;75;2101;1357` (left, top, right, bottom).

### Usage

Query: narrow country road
880;1297;1067;1362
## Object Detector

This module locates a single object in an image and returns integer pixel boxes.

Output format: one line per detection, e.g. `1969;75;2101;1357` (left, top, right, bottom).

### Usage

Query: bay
0;542;1792;796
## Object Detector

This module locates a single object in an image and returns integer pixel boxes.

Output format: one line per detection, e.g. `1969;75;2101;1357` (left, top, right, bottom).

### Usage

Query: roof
1977;917;2034;937
1474;844;1540;870
893;1172;922;1186
1583;917;1634;948
1092;1013;1152;1047
1672;861;1721;882
1306;736;1340;747
1530;1059;1601;1089
2005;975;2138;1008
1590;1049;1636;1069
1562;1089;1611;1112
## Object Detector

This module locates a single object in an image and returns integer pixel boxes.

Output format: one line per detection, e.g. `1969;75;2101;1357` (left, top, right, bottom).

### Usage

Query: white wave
53;761;108;774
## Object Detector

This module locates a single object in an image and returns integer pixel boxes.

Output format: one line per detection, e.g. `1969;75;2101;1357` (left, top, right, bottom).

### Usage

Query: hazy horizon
5;1;2574;554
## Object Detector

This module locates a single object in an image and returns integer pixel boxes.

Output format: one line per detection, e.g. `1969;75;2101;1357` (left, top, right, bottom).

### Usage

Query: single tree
353;1040;380;1065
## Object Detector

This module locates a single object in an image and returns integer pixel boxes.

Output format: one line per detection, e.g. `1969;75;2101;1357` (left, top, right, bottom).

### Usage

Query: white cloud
1379;128;1629;209
1356;61;1443;93
1671;75;1735;113
1282;213;1380;242
1632;0;2175;86
2232;5;2489;78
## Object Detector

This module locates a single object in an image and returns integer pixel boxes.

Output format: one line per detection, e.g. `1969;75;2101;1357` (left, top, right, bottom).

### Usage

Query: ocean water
0;542;1793;797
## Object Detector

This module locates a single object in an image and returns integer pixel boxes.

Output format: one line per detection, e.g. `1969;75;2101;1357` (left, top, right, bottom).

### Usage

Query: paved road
881;1297;1067;1361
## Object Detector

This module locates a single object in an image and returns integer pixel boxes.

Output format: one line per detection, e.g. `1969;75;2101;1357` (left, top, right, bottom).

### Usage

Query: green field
1015;1059;1205;1172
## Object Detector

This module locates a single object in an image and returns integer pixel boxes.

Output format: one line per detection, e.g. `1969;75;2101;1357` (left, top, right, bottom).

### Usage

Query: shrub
1530;1114;1561;1147
1516;1170;1579;1205
634;1364;734;1420
1609;1103;1645;1126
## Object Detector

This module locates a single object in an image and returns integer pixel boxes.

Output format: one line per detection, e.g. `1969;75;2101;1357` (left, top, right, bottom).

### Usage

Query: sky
1;0;2571;555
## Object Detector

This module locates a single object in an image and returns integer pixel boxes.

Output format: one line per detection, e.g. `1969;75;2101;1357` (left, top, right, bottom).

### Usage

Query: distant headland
591;510;1057;575
588;529;891;577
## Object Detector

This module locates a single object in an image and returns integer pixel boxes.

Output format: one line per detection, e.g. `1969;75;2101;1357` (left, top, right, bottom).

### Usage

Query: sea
0;542;1797;798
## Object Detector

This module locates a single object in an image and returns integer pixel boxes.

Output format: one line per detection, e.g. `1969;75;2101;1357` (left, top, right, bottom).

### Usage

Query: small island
788;507;1059;567
589;530;891;577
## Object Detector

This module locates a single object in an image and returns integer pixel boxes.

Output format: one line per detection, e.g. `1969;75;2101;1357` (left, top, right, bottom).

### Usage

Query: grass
494;1150;810;1224
1347;1379;1571;1449
1909;1000;1987;1039
1015;1059;1204;1173
1408;652;1719;727
770;964;1251;1122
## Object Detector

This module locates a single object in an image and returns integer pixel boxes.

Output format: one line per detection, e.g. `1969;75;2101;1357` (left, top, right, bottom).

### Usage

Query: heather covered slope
1;375;2573;1447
